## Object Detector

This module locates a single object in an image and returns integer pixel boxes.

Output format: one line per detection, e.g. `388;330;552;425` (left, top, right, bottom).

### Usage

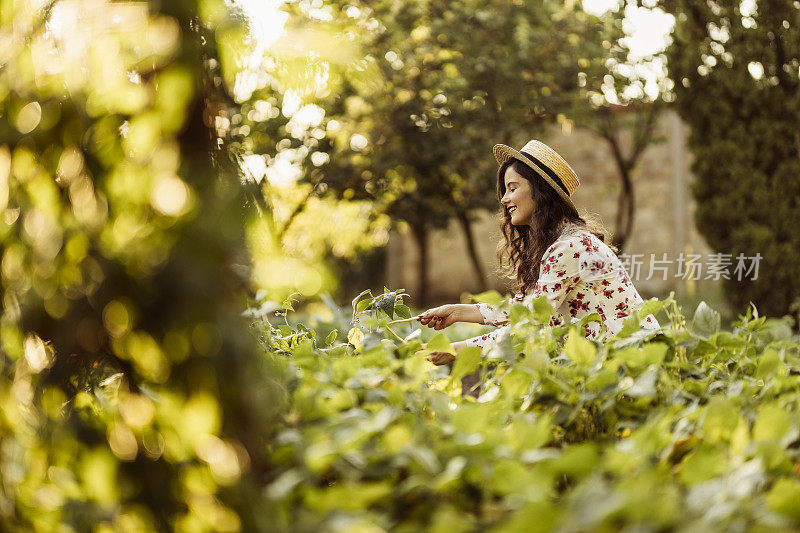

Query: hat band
518;150;570;197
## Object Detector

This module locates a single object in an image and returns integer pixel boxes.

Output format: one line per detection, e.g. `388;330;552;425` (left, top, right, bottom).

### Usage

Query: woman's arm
451;340;467;352
461;326;508;349
420;300;516;357
418;303;486;330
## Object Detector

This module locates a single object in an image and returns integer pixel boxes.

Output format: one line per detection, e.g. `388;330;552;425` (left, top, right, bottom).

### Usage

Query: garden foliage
260;289;800;532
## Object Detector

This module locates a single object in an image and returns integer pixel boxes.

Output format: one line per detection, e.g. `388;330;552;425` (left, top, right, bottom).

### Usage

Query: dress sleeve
472;294;523;326
465;294;523;347
573;232;623;283
463;325;509;348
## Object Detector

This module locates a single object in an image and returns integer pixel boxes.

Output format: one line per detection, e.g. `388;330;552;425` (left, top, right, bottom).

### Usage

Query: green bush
0;3;280;531
662;0;800;319
259;290;800;532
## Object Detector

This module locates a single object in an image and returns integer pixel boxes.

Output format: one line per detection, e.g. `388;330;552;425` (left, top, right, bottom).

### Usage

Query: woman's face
500;165;535;226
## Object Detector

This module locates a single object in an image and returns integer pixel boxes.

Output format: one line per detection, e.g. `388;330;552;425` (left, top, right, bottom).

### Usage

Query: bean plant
258;288;800;532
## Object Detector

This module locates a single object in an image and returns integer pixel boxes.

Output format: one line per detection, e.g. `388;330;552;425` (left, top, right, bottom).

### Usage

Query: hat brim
494;143;579;216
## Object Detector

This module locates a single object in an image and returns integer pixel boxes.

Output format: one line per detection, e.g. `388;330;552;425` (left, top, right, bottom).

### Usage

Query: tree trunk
411;223;430;305
456;211;487;290
612;166;635;251
595;104;662;253
623;174;635;248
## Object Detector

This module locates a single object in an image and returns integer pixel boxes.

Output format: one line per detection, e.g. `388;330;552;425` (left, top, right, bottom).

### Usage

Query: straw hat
493;139;580;215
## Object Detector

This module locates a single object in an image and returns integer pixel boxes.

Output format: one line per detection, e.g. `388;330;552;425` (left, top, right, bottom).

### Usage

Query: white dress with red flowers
464;223;661;347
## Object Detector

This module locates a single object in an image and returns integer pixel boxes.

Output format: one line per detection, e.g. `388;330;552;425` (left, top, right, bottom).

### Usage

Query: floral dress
464;223;661;347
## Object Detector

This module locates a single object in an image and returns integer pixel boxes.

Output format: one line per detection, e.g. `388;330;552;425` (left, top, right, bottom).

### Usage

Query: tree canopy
657;0;800;317
312;0;630;301
1;1;281;529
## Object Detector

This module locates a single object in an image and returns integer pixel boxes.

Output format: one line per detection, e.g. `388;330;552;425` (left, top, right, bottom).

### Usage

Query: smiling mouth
508;206;517;214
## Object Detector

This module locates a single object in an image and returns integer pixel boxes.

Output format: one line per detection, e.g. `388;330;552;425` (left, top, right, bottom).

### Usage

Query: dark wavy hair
496;159;617;296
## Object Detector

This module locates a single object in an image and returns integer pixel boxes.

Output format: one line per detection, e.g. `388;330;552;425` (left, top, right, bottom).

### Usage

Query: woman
418;139;660;356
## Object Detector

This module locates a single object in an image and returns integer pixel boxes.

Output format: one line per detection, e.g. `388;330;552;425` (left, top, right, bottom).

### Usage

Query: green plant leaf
756;348;782;378
553;443;599;478
625;367;659;398
325;330;338;345
767;478;800;521
528;295;555;324
615;314;641;338
678;444;728;485
613;343;668;369
395;303;412;319
375;291;397;318
450;346;482;382
305;481;393;512
509;303;531;323
351;289;372;315
356;298;372;315
639;297;668;319
564;332;595;366
578;312;602;328
471;290;503;307
426;333;452;353
586;370;618;391
692;301;720;339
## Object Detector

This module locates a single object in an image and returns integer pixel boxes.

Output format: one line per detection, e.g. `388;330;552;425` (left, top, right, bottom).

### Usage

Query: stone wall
386;109;714;303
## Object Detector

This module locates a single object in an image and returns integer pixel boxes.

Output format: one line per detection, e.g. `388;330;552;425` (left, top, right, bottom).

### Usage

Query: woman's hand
418;304;460;330
426;351;455;365
424;341;467;365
